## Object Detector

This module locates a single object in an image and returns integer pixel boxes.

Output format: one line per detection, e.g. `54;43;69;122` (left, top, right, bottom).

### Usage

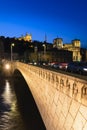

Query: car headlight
83;68;87;71
59;65;62;68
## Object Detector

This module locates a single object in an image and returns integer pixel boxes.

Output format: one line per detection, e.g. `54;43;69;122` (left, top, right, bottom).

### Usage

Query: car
67;61;87;75
67;62;78;73
58;62;68;70
77;62;87;75
50;62;59;68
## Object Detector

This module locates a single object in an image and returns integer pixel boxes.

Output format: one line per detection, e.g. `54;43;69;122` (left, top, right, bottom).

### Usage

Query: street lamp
43;44;46;54
4;63;11;70
42;44;46;62
11;43;14;61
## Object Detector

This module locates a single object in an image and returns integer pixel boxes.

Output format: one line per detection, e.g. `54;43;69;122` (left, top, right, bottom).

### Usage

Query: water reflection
0;79;26;130
0;76;46;130
2;80;13;104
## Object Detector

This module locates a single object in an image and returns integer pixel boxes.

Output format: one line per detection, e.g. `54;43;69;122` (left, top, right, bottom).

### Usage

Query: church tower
53;38;63;49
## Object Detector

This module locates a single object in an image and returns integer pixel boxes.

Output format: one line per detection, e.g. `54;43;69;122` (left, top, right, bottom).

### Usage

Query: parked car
58;62;68;70
67;61;87;75
67;61;79;73
77;62;87;75
50;62;59;68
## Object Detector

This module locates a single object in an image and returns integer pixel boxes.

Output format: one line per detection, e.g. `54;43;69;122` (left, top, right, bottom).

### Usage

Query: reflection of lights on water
2;80;17;112
2;80;12;104
6;80;10;92
11;101;17;111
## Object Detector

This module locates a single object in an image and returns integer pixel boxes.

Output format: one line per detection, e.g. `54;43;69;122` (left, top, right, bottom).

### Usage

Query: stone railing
14;62;87;106
13;62;87;130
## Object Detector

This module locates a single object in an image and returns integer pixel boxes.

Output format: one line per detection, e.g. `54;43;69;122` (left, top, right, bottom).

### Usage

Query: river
0;75;46;130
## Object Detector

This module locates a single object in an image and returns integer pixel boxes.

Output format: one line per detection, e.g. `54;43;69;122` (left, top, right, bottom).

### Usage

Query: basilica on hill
18;33;32;42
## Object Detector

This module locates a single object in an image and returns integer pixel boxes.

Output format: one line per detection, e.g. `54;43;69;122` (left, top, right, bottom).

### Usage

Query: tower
53;38;63;49
44;33;47;43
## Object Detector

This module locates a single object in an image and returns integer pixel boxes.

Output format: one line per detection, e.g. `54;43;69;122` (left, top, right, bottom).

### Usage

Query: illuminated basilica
18;33;32;42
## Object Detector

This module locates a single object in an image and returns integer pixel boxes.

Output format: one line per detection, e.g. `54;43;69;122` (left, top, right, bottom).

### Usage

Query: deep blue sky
0;0;87;48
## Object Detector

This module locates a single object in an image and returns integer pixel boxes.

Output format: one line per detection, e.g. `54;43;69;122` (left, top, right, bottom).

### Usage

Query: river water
0;75;46;130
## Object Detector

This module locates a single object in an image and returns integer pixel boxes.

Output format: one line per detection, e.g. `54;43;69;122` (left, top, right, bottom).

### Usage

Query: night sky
0;0;87;48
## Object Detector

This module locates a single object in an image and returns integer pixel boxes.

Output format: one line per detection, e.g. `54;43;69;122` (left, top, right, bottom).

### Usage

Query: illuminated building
53;38;81;61
18;33;32;42
53;38;63;49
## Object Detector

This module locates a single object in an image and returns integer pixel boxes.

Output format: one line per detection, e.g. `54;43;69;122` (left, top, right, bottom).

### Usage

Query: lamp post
34;46;38;63
11;43;14;62
43;44;46;54
43;44;46;62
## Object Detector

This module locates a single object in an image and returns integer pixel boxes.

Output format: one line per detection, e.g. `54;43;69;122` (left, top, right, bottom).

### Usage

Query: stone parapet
14;62;87;130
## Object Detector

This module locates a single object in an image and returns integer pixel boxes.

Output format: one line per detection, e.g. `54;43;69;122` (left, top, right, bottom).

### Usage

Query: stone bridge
12;62;87;130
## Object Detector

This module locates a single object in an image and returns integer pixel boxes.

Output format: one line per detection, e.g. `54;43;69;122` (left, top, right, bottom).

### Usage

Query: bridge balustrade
13;62;87;130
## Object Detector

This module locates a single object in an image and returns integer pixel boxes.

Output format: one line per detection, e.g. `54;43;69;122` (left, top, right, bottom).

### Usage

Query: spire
45;33;47;43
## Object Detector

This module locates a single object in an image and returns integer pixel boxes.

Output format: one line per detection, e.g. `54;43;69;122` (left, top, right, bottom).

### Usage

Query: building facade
0;40;5;59
53;38;63;49
53;38;81;61
18;33;32;42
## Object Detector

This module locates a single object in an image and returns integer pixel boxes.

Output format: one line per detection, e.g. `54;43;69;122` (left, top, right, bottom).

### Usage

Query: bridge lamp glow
5;63;10;70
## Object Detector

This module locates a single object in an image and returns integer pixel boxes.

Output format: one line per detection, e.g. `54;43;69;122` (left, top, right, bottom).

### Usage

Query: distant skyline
0;0;87;48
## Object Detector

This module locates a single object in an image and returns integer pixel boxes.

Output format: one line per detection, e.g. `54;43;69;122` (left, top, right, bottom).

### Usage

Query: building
53;38;81;61
0;40;5;59
80;48;87;61
53;38;63;49
29;48;72;63
18;33;32;42
46;48;72;62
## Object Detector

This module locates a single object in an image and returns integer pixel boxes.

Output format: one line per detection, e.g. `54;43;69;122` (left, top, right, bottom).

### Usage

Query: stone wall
14;62;87;130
